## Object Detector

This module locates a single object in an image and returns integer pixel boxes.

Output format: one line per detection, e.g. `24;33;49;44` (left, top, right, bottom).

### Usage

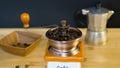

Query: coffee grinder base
44;41;84;68
45;41;84;62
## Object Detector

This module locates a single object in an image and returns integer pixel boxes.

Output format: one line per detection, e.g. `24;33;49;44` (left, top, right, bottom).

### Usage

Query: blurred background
0;0;119;28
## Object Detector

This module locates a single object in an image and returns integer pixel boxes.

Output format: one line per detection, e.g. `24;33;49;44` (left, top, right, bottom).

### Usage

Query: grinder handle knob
20;12;30;28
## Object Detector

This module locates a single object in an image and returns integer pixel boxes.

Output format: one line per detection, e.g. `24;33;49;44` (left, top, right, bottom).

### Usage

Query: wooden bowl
0;31;41;56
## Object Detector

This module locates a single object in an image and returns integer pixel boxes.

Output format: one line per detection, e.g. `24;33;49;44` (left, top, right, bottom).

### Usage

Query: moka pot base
86;30;107;45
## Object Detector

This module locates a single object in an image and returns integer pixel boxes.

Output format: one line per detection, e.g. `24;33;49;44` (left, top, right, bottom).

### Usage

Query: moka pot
82;3;114;45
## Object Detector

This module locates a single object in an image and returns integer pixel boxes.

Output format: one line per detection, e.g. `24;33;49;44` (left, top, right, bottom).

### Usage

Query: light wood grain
0;28;120;68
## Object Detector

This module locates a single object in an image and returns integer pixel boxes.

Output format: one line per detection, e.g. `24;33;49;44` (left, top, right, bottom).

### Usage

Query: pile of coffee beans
46;27;82;41
12;43;30;48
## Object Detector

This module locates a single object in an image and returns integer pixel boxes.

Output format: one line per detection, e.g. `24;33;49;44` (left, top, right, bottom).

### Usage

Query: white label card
47;62;81;68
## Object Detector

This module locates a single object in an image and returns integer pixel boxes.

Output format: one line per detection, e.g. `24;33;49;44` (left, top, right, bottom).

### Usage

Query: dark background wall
0;0;120;28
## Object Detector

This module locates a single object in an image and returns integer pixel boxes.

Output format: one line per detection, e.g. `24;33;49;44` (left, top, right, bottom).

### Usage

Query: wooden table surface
0;28;120;68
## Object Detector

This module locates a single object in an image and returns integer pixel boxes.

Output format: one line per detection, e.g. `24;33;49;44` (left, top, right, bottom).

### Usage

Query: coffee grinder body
44;20;84;68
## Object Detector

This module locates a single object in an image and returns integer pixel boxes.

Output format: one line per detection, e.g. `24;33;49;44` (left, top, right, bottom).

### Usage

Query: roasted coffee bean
24;43;30;47
15;65;19;68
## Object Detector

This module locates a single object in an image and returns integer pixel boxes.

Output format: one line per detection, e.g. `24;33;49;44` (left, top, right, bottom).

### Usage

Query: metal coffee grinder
44;20;84;68
82;2;114;45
